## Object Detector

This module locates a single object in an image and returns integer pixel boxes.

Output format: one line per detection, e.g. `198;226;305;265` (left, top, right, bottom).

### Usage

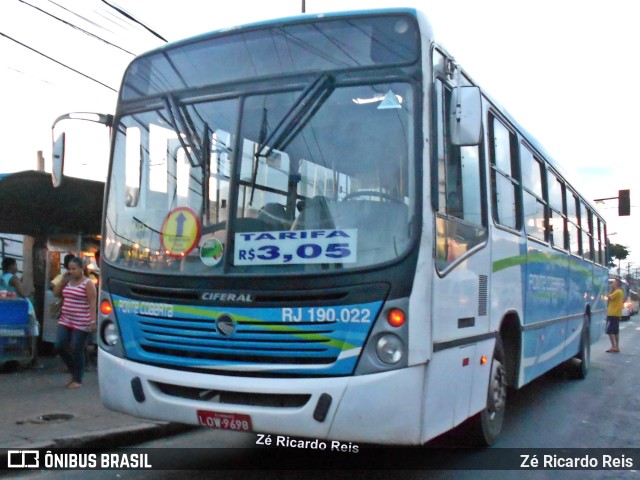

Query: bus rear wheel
469;339;507;446
573;316;590;379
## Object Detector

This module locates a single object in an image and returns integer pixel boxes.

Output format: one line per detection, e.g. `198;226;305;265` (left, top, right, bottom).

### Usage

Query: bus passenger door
432;80;491;339
424;78;493;438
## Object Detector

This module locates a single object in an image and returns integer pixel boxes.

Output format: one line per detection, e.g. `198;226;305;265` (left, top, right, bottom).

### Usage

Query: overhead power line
100;0;168;43
46;0;114;33
18;0;136;56
4;64;55;85
0;31;117;92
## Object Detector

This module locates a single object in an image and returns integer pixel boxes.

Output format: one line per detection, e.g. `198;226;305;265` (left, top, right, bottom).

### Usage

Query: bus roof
142;8;420;57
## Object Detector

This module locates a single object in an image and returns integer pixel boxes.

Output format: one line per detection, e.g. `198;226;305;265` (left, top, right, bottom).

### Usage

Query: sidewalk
0;351;189;449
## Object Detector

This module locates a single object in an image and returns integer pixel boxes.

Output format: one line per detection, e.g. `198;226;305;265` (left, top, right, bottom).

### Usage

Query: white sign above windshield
234;229;358;266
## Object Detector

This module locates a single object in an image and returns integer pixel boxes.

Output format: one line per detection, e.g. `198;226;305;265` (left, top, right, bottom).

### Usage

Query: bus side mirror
50;112;113;188
450;86;482;146
52;133;65;188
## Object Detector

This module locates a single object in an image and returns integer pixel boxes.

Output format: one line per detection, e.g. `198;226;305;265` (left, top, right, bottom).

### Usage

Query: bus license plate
197;410;252;431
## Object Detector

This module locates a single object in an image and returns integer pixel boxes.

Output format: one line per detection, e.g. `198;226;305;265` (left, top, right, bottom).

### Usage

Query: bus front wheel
469;338;507;446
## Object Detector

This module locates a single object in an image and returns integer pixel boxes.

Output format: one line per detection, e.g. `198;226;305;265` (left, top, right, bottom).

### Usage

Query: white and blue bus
54;8;609;445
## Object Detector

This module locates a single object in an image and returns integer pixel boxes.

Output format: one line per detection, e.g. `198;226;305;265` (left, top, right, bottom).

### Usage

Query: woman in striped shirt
53;256;97;389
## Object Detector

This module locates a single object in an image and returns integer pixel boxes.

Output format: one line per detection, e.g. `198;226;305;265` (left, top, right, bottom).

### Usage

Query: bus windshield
104;80;415;276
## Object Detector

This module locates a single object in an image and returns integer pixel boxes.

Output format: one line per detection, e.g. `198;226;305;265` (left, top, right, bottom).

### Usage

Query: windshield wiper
250;73;335;204
163;94;205;167
258;73;335;157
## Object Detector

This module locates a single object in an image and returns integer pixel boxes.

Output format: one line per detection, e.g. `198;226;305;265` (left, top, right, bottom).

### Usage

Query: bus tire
573;316;590;380
468;337;507;446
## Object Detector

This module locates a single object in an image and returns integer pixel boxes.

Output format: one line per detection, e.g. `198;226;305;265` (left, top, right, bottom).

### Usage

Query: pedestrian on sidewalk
606;278;624;353
52;256;97;389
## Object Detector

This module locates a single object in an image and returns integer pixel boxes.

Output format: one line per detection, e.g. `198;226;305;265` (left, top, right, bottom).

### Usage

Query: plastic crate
0;299;29;326
0;323;33;363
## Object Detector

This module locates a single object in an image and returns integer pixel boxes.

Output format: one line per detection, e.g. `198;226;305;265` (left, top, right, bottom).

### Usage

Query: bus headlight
375;334;404;364
101;320;120;346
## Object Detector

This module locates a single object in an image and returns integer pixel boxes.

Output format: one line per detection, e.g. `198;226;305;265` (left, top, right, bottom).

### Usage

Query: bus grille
113;296;380;376
136;316;340;365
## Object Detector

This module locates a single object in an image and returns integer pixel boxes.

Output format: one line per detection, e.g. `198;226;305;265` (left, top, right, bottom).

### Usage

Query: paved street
3;315;640;478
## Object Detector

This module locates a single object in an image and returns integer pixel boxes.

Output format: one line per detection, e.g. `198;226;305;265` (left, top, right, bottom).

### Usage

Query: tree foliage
608;243;630;269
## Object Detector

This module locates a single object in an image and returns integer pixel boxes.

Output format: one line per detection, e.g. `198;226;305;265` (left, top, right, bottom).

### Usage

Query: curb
10;423;196;450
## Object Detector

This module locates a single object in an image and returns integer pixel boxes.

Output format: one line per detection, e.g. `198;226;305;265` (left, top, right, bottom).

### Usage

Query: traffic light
619;189;630;216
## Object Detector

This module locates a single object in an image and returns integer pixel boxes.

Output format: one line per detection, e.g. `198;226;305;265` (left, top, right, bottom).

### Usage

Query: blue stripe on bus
494;247;608;384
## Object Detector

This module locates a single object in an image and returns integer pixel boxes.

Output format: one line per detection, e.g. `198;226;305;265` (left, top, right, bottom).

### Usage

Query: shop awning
0;171;103;236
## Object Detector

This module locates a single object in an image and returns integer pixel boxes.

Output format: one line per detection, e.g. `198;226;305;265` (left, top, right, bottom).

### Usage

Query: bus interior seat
291;196;335;230
257;203;291;230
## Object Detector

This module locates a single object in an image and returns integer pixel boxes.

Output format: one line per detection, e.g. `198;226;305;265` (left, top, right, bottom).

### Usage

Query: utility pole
302;0;305;13
36;150;44;171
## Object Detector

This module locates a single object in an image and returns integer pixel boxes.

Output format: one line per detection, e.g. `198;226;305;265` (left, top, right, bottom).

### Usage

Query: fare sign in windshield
234;229;357;266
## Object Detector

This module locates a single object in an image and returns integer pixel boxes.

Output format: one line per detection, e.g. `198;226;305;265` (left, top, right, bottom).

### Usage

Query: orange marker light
480;355;488;365
387;308;406;327
100;300;113;316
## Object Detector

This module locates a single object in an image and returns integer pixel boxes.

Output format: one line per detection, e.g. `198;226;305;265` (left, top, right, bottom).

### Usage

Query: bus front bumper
98;349;425;445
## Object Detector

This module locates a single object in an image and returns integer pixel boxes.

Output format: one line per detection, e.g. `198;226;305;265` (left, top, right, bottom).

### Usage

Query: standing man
606;278;624;353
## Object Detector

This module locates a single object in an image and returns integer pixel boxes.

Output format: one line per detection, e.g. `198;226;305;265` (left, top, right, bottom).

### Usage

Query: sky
1;0;638;272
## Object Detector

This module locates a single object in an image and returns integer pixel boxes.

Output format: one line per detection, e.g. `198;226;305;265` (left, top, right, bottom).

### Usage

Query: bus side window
520;144;546;241
596;217;605;265
547;171;567;250
490;116;520;231
567;193;581;256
